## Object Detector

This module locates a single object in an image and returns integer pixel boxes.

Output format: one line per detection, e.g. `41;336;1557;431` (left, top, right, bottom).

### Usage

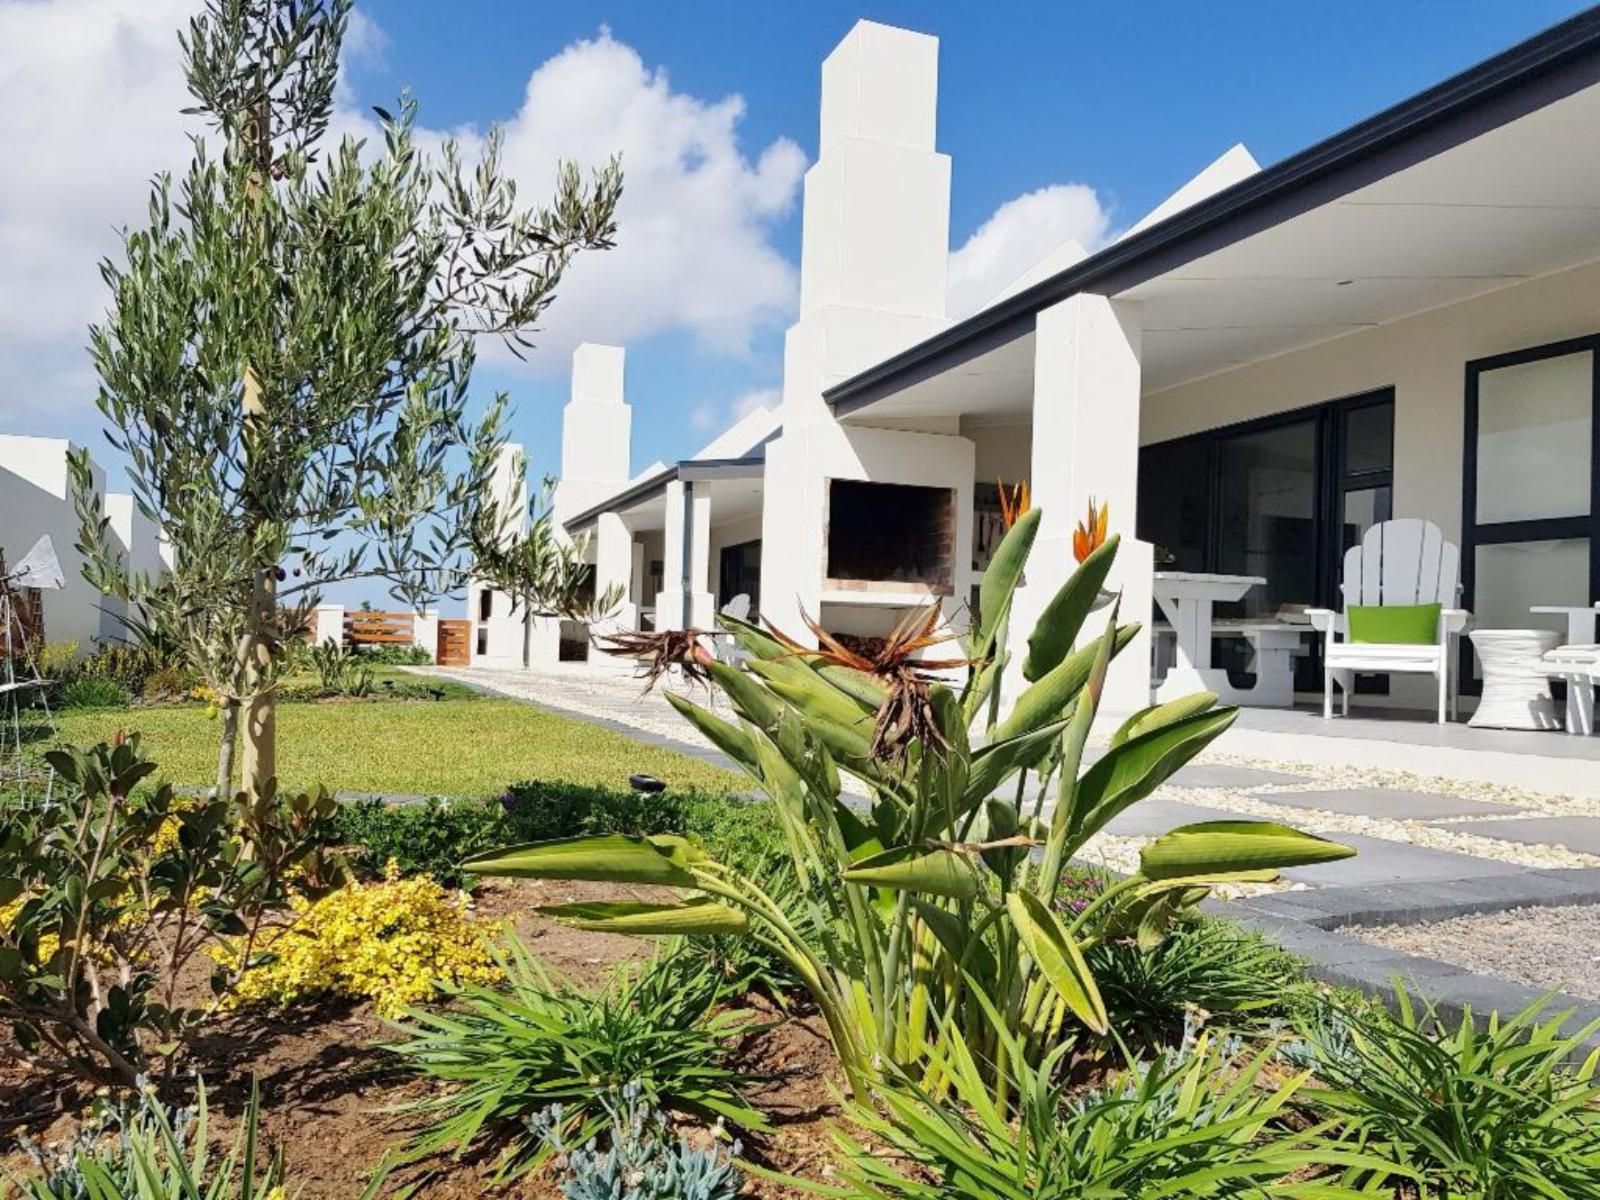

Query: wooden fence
343;610;414;647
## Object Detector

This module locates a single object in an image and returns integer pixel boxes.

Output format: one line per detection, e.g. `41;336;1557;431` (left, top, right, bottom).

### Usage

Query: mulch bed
0;878;840;1198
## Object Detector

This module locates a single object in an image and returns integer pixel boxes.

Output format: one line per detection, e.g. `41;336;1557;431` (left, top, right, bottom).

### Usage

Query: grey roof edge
562;454;768;532
827;6;1600;417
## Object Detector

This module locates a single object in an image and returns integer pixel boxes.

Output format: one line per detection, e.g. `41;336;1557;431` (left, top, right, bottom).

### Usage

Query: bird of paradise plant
466;508;1354;1110
1074;496;1110;563
997;478;1030;530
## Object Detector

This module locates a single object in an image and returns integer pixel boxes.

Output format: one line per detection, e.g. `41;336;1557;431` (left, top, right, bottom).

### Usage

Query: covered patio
824;19;1600;728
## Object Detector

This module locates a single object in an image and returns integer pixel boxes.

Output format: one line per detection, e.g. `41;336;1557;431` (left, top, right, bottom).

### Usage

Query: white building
533;12;1600;719
0;435;169;653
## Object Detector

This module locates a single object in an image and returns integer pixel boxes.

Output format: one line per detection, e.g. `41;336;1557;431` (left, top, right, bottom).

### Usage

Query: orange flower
997;478;1031;530
1073;497;1109;563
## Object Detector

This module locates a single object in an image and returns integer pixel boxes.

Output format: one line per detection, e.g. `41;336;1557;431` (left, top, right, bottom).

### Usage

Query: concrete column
656;480;714;630
594;511;638;633
313;603;344;647
1009;293;1153;717
413;608;439;660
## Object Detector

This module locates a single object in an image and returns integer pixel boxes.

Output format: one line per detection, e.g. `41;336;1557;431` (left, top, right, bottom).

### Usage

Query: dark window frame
1139;386;1396;610
1461;332;1600;610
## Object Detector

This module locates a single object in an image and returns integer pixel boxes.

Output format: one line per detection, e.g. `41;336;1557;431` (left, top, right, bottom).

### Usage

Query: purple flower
500;790;517;812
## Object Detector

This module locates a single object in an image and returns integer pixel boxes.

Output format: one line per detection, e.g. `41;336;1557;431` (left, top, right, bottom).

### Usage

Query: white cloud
691;386;777;432
946;184;1115;320
0;7;804;429
480;30;804;370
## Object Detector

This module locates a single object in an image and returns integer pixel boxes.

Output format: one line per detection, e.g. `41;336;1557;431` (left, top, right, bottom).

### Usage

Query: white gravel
1344;904;1600;1001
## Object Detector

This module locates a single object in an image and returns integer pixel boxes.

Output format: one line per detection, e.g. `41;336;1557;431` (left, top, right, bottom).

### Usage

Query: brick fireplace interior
824;479;955;594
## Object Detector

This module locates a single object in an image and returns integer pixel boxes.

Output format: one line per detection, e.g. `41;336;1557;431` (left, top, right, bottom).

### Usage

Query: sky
0;0;1591;601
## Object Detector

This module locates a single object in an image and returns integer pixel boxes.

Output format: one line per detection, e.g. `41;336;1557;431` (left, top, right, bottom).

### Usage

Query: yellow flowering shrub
215;862;499;1018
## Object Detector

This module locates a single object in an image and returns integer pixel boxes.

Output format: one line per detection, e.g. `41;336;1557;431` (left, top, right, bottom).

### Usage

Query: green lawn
52;698;743;798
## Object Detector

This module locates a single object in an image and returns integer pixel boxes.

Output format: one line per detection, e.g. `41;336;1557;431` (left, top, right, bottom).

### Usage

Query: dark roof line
827;6;1600;416
562;453;768;531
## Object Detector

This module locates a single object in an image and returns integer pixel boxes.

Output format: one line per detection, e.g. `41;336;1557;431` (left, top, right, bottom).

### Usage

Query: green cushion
1347;603;1441;644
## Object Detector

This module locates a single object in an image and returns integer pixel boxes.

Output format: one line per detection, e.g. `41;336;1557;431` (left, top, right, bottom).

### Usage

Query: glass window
1137;440;1211;573
1344;403;1394;477
1215;420;1318;617
1340;485;1393;557
1476;351;1593;524
1473;538;1590;641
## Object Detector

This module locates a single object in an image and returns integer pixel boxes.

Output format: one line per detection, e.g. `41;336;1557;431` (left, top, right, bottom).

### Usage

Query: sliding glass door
1463;337;1600;655
1138;388;1395;689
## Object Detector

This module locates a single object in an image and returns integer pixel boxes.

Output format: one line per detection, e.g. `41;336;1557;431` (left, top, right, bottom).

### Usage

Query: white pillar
413;608;439;660
313;603;344;647
656;480;714;630
554;344;631;526
1010;293;1153;717
594;511;638;632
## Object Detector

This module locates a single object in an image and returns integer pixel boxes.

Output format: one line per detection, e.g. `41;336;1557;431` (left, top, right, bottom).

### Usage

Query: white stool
1469;629;1561;730
1544;644;1599;735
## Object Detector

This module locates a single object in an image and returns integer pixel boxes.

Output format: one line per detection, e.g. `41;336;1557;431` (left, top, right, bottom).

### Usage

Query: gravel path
1345;904;1600;1001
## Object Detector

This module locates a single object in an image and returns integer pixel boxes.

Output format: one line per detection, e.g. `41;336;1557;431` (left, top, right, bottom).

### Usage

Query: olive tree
74;0;622;797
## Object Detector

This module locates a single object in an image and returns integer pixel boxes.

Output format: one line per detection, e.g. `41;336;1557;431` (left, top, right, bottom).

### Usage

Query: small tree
470;456;626;668
74;0;621;798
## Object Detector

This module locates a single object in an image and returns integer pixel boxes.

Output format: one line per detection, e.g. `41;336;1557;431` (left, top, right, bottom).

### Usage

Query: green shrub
308;641;373;696
58;677;133;709
335;796;507;888
139;663;200;701
8;1081;292;1200
1089;916;1303;1038
388;937;765;1180
1295;991;1600;1198
357;642;435;665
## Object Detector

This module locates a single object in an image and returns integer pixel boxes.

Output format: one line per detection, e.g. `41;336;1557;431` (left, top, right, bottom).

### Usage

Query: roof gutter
827;7;1600;418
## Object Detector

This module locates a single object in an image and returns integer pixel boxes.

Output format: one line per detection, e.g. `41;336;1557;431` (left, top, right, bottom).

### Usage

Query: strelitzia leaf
1022;534;1119;682
1110;691;1219;748
963;719;1068;809
664;692;760;774
1140;821;1355;879
462;833;703;887
538;897;749;935
1006;891;1108;1035
972;508;1040;661
1068;706;1238;844
843;846;980;901
989;623;1140;744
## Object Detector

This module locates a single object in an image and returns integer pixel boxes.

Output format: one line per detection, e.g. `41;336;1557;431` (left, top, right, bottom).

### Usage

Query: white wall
0;436;123;651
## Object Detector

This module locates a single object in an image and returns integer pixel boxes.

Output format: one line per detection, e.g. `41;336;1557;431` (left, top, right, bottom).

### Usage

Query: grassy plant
1298;991;1600;1197
1090;917;1303;1039
52;699;745;797
468;512;1354;1102
811;1024;1337;1199
58;677;134;709
8;1080;288;1200
387;937;765;1180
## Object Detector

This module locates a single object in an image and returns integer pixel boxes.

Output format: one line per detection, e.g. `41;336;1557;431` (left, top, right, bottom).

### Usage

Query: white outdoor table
1544;644;1600;735
1151;572;1299;707
1530;603;1600;645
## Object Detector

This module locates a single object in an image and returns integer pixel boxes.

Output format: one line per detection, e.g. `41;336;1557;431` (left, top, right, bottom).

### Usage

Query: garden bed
0;877;836;1200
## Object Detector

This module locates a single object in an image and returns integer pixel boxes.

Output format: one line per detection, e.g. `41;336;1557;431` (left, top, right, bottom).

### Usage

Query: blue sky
0;0;1591;605
348;0;1591;485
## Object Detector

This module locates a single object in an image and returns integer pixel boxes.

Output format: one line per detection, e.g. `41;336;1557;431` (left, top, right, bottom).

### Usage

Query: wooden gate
436;619;471;666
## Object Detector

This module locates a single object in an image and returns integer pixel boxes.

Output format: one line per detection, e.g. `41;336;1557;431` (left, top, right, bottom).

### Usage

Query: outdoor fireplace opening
825;479;955;594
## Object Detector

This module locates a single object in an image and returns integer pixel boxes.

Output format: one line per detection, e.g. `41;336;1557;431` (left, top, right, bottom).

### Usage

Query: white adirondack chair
1306;519;1470;724
712;593;752;666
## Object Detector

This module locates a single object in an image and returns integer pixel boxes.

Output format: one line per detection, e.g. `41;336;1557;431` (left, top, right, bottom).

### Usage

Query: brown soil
0;879;839;1199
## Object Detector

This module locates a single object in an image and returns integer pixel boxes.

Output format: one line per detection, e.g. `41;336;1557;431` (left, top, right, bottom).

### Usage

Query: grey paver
1101;797;1258;838
1280;834;1524;887
1253;786;1520;820
1165;763;1309;790
1438;815;1600;855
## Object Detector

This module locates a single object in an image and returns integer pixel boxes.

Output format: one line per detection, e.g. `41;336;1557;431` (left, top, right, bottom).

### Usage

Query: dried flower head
595;627;715;691
1073;497;1109;563
766;604;971;764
